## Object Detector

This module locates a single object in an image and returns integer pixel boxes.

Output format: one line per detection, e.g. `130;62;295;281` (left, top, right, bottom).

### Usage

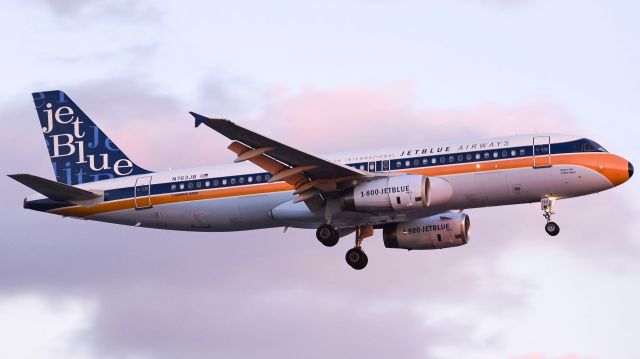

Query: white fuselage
29;134;628;231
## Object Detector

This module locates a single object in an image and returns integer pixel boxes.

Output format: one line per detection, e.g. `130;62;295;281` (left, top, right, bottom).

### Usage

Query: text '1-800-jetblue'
9;91;634;269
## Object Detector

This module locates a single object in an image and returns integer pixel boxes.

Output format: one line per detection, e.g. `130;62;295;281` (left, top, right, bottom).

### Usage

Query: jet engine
383;212;470;250
341;175;452;212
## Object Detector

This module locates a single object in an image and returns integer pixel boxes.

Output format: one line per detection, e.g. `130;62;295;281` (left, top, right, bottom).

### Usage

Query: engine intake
383;212;470;250
342;175;452;212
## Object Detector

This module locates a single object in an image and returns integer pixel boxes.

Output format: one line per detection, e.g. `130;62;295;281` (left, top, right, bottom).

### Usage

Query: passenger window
230;178;236;185
431;158;437;164
187;182;193;189
519;149;526;156
422;158;428;165
396;161;402;167
179;183;184;190
239;177;245;184
213;179;219;186
493;152;498;158
205;181;210;187
484;152;490;159
466;154;472;161
475;153;481;160
248;176;253;183
222;179;227;185
413;159;419;166
448;156;454;163
457;155;463;162
256;175;262;182
171;184;176;191
502;150;507;157
196;181;202;188
405;160;411;167
265;174;271;181
511;150;516;156
439;157;445;164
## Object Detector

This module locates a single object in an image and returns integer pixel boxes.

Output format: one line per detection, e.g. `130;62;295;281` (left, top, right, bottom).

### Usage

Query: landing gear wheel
345;247;368;270
541;197;560;237
316;224;339;247
545;221;560;236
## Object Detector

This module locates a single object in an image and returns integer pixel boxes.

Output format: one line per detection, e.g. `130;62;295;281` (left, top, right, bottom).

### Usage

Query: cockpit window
586;139;607;152
574;139;607;153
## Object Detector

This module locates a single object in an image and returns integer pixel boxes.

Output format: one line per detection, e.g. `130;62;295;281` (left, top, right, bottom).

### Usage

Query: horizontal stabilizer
8;174;103;206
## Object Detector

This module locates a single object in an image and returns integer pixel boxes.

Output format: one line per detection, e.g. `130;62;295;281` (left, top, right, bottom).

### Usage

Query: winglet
190;111;208;128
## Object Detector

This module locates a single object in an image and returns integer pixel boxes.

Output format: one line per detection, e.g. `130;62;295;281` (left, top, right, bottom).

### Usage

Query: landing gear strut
316;224;339;247
345;225;373;270
541;197;560;236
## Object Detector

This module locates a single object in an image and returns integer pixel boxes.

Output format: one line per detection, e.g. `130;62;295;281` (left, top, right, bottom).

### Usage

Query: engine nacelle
341;175;452;212
383;212;470;250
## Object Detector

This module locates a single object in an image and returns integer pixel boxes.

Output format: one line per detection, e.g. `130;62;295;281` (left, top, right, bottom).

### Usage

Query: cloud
1;79;637;359
0;295;94;359
253;84;578;155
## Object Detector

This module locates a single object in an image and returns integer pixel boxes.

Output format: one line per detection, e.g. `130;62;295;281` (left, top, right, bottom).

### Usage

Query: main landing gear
315;223;373;270
345;225;373;270
541;197;560;236
316;224;339;247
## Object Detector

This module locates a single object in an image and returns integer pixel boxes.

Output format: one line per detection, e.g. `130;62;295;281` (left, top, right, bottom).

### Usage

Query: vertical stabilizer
32;90;149;185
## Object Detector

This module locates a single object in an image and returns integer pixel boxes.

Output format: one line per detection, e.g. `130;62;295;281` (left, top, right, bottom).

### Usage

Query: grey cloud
1;79;637;359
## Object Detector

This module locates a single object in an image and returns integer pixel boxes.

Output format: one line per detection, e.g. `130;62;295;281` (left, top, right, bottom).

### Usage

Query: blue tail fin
32;90;150;185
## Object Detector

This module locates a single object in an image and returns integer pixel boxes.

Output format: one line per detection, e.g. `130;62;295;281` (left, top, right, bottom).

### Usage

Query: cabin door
134;176;153;209
533;136;551;168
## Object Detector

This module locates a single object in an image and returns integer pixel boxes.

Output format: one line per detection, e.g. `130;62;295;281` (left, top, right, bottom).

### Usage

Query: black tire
345;247;368;270
316;224;339;247
545;221;560;236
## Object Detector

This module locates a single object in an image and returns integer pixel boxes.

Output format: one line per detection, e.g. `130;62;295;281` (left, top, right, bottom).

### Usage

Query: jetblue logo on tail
33;91;149;185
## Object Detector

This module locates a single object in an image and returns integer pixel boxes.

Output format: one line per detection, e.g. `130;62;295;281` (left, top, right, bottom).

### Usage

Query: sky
0;0;639;358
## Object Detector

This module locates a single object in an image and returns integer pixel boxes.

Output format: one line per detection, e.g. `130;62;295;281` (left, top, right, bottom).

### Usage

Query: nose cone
599;155;633;186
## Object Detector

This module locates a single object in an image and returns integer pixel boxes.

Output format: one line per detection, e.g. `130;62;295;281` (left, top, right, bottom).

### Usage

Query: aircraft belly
88;192;293;232
443;165;612;209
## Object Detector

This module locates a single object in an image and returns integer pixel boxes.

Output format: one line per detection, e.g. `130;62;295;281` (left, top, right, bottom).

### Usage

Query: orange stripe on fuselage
50;152;628;218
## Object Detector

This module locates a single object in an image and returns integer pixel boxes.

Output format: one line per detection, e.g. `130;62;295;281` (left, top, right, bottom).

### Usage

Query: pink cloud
252;84;578;154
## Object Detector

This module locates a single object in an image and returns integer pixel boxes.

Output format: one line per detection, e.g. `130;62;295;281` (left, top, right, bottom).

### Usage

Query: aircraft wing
191;112;373;206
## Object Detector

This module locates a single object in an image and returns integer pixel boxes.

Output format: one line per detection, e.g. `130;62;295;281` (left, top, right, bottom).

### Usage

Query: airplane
9;90;634;270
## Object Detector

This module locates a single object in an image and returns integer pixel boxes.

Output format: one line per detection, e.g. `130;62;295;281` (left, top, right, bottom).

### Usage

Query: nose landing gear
541;197;560;236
